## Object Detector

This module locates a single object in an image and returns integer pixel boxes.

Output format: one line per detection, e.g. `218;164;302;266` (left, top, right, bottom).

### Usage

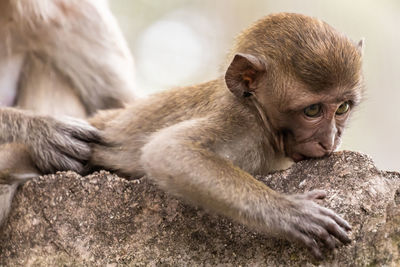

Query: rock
0;151;399;266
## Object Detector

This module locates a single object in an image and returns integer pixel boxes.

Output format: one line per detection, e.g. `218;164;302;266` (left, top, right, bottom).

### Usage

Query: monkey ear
357;38;365;56
225;53;266;98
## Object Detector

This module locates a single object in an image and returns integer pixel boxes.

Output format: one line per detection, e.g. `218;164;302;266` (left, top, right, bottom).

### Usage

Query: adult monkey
0;0;135;224
90;13;364;259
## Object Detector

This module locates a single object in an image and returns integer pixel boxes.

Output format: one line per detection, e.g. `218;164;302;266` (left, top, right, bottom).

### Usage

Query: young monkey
90;13;363;259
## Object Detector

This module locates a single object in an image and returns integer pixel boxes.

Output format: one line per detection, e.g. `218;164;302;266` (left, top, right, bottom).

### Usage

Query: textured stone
0;151;399;266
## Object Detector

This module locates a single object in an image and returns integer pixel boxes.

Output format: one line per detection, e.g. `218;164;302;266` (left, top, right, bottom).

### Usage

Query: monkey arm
0;108;37;144
0;107;100;174
6;0;135;113
140;119;351;259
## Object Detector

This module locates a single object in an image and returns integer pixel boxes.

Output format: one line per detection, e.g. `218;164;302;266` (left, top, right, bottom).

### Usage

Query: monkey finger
290;190;326;201
71;126;101;143
53;138;92;161
289;230;323;260
34;148;86;174
51;155;85;173
300;223;336;250
316;216;351;244
67;141;92;161
34;140;90;173
57;117;101;142
304;190;327;200
319;206;352;231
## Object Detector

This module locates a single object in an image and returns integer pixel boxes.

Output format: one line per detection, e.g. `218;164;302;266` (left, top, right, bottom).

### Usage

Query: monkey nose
318;134;335;152
318;142;334;155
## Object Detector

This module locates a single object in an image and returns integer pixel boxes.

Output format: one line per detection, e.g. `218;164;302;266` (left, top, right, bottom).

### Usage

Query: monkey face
224;23;363;164
279;94;357;162
225;49;363;163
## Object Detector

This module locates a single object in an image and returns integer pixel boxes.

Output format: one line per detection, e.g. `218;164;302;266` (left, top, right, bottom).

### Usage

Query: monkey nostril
318;142;327;150
318;142;333;154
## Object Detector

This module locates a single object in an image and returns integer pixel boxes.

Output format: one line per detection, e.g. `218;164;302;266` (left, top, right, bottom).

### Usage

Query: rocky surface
0;151;399;266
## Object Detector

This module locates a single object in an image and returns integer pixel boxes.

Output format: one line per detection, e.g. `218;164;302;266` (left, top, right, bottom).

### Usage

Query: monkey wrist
0;108;34;143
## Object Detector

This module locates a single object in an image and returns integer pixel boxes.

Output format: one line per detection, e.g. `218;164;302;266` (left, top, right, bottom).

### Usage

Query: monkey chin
290;153;307;163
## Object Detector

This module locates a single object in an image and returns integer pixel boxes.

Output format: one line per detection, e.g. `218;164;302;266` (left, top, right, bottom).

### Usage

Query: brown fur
232;13;363;93
90;13;363;259
0;0;135;225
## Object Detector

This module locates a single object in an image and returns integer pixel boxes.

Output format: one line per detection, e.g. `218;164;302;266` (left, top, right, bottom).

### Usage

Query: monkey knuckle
302;212;331;232
295;202;317;216
308;202;327;215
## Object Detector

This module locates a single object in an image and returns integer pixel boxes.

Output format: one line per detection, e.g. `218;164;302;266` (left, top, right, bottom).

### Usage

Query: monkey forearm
140;137;282;231
0;108;32;144
138;123;352;251
140;141;352;253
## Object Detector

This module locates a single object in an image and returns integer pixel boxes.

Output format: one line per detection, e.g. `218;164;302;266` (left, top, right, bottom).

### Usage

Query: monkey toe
305;190;327;200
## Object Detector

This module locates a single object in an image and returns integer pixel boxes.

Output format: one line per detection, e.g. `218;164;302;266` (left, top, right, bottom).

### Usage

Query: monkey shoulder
200;109;272;175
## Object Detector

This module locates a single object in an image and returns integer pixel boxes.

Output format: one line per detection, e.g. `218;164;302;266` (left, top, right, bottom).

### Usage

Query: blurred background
110;0;400;171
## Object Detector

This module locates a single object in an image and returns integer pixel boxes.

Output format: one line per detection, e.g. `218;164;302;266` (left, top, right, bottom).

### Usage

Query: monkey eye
336;101;350;115
303;104;322;118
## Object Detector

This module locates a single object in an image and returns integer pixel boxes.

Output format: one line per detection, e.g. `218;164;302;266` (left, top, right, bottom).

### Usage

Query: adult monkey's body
90;13;364;259
0;0;135;224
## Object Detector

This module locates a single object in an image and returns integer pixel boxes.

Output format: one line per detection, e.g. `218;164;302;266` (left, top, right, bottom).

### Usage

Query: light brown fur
0;0;135;225
90;13;364;259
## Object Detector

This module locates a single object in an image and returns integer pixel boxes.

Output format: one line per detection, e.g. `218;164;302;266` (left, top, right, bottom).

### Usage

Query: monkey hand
275;190;351;260
27;116;100;174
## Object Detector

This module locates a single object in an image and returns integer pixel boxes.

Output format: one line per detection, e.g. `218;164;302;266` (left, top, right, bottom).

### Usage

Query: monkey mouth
291;151;333;162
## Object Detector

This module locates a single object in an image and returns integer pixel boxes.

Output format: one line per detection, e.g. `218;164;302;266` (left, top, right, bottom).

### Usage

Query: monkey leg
0;183;18;226
0;143;40;184
0;143;40;226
